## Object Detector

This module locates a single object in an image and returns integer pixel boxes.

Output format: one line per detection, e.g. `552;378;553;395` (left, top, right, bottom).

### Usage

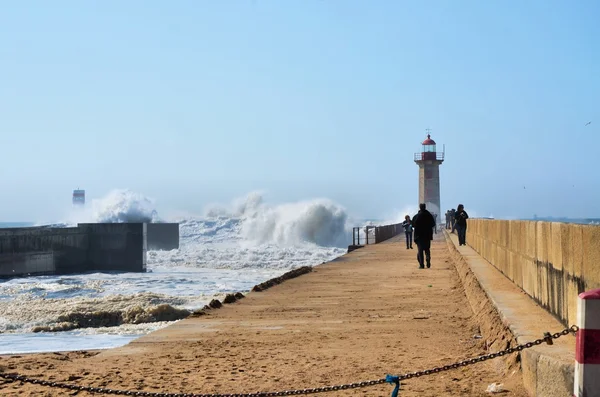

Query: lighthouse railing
413;152;445;161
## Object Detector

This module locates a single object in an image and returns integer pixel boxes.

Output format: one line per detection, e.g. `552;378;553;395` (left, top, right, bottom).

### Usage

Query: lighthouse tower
72;189;85;206
414;130;444;220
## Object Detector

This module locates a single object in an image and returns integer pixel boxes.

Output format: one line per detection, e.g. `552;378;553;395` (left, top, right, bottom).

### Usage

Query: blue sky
1;0;598;221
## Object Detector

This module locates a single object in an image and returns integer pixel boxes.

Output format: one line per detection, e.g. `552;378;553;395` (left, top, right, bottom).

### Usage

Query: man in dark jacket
455;204;469;246
411;203;436;269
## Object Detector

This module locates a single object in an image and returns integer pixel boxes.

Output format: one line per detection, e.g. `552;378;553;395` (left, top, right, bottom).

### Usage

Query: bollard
574;288;600;396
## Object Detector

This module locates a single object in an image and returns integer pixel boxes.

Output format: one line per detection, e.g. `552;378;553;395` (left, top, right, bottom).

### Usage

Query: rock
223;294;237;304
209;299;222;309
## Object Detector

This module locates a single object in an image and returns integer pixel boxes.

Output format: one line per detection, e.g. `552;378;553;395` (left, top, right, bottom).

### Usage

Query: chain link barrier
0;325;578;396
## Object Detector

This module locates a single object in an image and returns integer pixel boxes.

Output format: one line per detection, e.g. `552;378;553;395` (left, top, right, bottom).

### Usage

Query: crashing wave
32;304;190;333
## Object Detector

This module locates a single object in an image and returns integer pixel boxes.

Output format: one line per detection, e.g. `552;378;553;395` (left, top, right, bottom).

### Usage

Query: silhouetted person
455;204;469;246
412;203;436;269
401;215;413;249
445;210;451;229
450;208;457;233
433;213;438;234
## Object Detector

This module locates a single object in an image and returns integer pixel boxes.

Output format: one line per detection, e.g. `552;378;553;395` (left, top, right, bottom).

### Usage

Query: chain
392;325;579;382
0;325;578;396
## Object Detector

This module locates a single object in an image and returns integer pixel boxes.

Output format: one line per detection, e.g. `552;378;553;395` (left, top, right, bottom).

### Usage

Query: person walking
401;215;413;249
412;203;436;269
455;204;469;246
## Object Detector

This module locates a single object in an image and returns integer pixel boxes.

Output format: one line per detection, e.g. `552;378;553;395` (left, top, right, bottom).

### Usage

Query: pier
6;220;598;396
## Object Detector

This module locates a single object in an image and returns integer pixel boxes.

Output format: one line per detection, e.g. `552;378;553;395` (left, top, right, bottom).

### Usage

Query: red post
574;288;600;396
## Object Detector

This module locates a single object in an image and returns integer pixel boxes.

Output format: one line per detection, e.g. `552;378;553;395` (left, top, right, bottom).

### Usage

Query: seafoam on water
0;191;350;354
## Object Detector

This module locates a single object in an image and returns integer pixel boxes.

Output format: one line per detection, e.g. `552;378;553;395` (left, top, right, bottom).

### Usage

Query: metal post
352;228;355;246
574;288;600;396
366;227;369;245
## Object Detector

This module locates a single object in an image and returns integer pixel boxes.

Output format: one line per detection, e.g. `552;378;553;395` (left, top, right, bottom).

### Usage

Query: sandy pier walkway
1;235;527;396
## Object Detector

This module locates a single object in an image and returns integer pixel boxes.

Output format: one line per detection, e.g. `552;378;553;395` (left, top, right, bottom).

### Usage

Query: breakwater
0;222;179;278
348;222;403;252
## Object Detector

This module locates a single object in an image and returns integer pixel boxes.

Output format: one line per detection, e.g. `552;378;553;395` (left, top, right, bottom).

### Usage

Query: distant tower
72;189;85;206
414;130;444;219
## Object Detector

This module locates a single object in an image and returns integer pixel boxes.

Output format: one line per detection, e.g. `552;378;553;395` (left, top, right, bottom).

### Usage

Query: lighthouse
72;189;85;206
414;130;444;220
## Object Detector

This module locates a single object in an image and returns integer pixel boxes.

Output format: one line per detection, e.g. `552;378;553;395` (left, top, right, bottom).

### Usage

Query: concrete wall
146;223;179;250
78;223;147;273
0;227;88;277
0;223;148;278
466;219;600;326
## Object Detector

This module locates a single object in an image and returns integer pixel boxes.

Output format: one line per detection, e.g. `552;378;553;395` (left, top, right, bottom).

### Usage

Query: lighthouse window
424;144;436;152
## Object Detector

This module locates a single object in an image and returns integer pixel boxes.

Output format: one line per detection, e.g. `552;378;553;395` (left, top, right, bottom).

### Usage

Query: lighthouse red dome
422;134;436;145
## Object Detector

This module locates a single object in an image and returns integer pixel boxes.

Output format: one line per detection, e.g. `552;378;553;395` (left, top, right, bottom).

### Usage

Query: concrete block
562;225;574;276
522;257;538;299
521;349;539;396
517;220;526;254
508;221;518;255
566;278;582;327
0;252;55;276
499;246;508;276
511;251;523;286
492;241;499;269
79;223;146;273
536;354;574;397
571;225;585;280
538;260;548;306
551;223;563;271
582;225;600;291
147;223;180;251
525;221;537;260
536;222;551;264
546;260;566;324
501;220;510;250
503;247;511;277
566;225;585;327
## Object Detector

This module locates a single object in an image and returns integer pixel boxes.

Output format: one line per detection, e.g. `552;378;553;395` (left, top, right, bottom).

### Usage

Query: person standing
455;204;469;246
450;208;457;233
412;203;436;269
401;215;413;249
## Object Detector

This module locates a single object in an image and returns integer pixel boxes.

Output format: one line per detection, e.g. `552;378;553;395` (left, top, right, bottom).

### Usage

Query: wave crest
239;195;348;248
92;189;160;223
58;189;161;225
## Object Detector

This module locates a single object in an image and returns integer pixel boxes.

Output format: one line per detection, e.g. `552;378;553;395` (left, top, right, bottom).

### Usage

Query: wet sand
0;235;527;396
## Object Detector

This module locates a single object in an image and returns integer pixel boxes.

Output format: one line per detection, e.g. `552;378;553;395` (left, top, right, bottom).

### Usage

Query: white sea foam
0;191;354;353
48;189;162;226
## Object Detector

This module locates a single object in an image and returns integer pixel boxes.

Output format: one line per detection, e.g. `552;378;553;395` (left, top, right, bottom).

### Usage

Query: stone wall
466;219;600;326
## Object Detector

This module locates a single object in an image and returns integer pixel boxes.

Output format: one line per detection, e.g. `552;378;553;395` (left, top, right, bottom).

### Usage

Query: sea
0;191;384;355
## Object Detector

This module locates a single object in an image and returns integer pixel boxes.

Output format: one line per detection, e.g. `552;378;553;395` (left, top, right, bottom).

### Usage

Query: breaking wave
57;189;162;226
